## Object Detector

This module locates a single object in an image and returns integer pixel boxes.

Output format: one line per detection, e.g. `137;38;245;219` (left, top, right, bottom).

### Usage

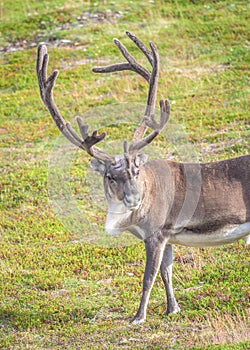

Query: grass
0;0;249;348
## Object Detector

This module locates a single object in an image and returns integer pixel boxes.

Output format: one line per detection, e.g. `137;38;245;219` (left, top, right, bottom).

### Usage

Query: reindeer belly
169;222;250;248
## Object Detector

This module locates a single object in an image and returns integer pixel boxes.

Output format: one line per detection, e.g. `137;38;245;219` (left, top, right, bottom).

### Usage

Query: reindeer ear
90;158;106;175
134;153;148;167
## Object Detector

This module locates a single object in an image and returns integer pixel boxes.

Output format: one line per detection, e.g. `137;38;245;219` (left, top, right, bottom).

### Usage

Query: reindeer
36;32;250;324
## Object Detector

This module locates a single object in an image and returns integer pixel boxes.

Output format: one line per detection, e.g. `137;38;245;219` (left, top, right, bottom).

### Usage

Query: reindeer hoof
166;305;181;316
244;234;250;245
131;316;145;325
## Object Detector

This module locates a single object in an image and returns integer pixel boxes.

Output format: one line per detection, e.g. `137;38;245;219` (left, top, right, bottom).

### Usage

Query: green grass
0;0;249;348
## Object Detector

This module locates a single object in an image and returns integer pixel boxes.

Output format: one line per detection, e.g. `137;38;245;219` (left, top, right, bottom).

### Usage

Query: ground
0;1;249;349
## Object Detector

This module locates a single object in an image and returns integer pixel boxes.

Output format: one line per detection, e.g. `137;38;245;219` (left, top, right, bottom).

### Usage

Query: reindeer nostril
124;193;141;210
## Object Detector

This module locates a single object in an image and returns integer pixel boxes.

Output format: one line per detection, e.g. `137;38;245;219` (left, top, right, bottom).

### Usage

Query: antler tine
145;42;159;115
92;32;151;82
125;31;154;66
129;99;170;153
36;44;115;163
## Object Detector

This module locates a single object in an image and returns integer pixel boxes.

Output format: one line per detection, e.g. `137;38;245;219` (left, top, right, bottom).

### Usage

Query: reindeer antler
37;33;170;164
36;45;115;163
93;31;170;155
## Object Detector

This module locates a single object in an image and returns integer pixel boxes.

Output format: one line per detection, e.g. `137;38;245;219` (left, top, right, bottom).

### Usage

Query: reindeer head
90;144;149;211
36;32;170;212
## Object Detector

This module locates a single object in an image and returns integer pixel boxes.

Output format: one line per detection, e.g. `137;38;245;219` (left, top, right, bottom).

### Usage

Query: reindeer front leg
160;244;180;315
132;232;167;325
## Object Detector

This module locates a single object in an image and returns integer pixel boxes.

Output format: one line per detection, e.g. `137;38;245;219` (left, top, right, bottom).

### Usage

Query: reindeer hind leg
160;244;180;315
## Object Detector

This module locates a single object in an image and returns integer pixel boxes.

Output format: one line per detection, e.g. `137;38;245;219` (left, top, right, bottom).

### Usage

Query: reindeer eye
133;168;140;177
106;174;116;184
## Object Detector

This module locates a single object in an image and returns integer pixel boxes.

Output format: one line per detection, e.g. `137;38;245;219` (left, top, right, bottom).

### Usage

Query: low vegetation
0;0;249;349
